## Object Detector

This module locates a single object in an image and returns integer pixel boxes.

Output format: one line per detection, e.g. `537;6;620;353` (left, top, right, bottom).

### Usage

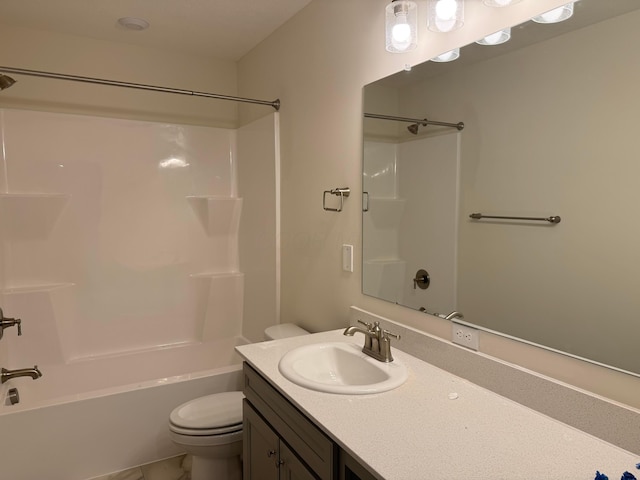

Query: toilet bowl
168;324;308;480
169;391;244;480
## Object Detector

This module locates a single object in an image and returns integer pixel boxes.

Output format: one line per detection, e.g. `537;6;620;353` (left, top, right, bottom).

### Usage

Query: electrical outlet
452;322;479;351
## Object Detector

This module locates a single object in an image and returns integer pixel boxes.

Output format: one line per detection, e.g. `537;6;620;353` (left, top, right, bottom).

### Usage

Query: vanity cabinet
243;400;316;480
243;363;336;480
243;363;379;480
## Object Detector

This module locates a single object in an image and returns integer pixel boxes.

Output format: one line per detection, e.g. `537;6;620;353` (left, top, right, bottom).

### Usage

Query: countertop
236;330;638;480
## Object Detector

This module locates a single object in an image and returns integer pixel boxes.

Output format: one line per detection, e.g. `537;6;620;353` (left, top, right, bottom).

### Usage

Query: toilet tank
264;323;309;340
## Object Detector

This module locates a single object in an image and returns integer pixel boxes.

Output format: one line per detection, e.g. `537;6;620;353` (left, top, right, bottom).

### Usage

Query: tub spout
1;365;43;384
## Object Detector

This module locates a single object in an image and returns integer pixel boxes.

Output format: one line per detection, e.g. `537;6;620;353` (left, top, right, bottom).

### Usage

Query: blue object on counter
621;472;637;480
595;472;608;480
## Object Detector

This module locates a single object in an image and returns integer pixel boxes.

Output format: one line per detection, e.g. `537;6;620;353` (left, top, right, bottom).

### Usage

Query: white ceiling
0;0;313;61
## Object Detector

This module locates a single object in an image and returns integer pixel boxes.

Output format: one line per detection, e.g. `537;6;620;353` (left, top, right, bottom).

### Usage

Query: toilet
168;323;309;480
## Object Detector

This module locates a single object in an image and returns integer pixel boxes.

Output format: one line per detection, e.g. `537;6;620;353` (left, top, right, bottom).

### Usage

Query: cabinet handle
276;459;285;467
267;449;276;458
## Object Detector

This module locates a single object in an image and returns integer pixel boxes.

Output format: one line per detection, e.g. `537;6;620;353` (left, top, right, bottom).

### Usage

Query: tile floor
90;454;191;480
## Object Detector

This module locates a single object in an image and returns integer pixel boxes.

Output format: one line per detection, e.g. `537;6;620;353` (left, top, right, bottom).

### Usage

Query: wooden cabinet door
279;442;317;480
243;400;280;480
339;449;378;480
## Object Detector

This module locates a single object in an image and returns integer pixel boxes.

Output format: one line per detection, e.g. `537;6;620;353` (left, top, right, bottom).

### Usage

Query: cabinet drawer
243;363;336;480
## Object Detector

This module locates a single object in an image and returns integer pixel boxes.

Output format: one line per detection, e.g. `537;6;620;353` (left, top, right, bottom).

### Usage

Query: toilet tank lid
265;323;309;340
170;391;244;429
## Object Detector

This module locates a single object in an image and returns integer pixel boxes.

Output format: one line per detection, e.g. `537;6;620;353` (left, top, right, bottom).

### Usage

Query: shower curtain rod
0;66;280;111
364;112;464;131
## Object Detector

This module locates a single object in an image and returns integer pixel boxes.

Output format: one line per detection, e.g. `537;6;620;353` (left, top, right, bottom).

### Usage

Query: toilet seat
169;391;244;436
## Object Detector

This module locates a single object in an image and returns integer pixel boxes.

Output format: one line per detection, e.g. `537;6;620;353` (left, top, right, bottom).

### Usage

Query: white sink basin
278;342;408;394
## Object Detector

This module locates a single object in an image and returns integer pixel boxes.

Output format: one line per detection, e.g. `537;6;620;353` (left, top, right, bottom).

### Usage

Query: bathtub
0;336;246;480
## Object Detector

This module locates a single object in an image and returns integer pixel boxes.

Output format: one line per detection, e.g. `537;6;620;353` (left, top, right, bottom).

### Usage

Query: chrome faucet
0;308;22;340
1;365;42;384
343;320;400;363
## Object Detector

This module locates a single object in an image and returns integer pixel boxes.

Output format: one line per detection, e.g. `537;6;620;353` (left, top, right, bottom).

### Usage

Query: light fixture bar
0;65;281;110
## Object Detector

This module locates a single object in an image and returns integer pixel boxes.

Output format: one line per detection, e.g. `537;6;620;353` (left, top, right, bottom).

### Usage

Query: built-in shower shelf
0;193;70;239
189;271;244;341
189;272;243;279
186;196;243;236
0;282;75;295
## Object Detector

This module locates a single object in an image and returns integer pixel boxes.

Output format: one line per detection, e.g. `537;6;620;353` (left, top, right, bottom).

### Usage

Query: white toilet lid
170;391;244;431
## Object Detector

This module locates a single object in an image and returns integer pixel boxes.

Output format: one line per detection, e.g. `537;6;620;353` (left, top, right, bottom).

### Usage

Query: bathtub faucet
1;365;42;384
0;308;22;340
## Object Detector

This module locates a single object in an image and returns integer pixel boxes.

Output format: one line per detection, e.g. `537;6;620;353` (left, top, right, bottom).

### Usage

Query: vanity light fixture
427;0;464;33
532;2;574;24
476;27;511;45
431;48;460;62
385;0;418;53
483;0;523;7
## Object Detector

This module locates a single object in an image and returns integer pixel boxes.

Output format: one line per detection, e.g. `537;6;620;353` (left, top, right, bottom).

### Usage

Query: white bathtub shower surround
0;339;243;480
0;109;282;480
0;108;244;361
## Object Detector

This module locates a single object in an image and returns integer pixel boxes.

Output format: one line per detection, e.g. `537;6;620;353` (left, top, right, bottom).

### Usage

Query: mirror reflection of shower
362;110;464;308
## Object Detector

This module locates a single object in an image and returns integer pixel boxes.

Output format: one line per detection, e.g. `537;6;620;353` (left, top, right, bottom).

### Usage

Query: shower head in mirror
407;120;428;134
0;74;16;90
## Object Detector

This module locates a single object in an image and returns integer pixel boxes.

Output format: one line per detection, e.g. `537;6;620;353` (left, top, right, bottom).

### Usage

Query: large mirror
362;0;640;375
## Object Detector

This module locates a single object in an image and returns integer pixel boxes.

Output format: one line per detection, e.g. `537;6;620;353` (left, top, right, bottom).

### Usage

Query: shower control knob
0;308;22;340
413;269;431;290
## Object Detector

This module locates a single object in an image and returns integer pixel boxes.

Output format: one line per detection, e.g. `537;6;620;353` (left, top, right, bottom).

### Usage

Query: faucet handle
383;329;401;341
0;308;22;338
357;319;373;331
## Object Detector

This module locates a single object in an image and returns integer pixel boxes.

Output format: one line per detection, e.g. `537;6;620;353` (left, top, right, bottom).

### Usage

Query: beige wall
238;0;640;409
0;24;238;127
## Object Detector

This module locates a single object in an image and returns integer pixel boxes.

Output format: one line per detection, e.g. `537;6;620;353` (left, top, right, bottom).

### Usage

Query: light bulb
427;0;464;33
385;1;418;53
436;0;457;20
483;0;522;7
532;2;574;24
392;14;412;50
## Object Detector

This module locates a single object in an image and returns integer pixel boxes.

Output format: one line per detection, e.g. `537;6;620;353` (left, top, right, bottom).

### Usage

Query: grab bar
469;213;561;224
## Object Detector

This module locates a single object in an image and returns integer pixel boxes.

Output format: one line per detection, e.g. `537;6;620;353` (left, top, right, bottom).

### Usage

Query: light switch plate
342;244;353;272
